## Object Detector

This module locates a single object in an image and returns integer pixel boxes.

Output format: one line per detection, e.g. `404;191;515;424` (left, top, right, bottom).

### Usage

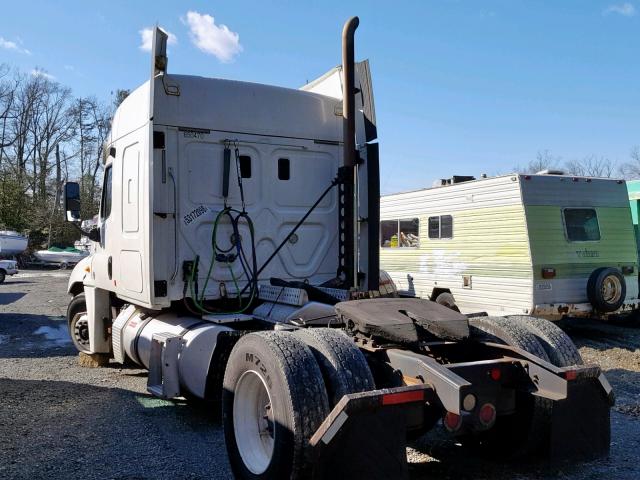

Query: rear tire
294;328;375;407
469;316;551;457
505;315;583;367
67;293;90;353
435;292;459;312
223;331;330;480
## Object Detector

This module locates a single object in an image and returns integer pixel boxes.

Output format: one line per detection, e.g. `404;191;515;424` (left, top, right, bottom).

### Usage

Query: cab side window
100;166;113;220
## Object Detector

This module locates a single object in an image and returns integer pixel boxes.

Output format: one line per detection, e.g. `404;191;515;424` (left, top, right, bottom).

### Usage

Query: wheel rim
72;312;90;350
601;275;622;305
233;370;275;475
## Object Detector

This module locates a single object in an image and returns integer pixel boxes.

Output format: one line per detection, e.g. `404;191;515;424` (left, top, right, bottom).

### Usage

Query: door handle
108;256;112;280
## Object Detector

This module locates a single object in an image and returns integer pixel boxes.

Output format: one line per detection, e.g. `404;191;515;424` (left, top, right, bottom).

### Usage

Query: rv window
381;218;420;248
428;217;440;239
563;208;600;241
380;220;398;248
399;218;420;247
440;215;453;239
100;166;113;220
428;215;453;239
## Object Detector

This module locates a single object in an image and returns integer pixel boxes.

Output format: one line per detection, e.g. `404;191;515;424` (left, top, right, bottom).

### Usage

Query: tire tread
294;328;374;407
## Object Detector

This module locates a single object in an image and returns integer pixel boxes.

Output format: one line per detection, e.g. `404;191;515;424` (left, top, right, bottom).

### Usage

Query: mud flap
548;373;614;462
310;385;431;480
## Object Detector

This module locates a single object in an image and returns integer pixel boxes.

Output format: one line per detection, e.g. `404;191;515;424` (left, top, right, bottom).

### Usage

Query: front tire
0;270;5;284
67;293;90;353
223;331;330;480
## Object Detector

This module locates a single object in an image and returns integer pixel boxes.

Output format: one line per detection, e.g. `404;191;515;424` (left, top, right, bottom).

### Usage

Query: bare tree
619;146;640;179
514;149;561;174
564;155;614;178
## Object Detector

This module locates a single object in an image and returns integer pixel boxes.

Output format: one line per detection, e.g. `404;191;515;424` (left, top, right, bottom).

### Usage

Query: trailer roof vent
434;175;476;187
536;169;565;175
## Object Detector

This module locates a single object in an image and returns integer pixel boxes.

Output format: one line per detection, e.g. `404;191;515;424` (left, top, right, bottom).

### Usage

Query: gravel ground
1;271;639;479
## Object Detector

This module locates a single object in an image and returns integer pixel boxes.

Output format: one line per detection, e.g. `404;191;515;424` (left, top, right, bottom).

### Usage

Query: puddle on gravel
33;325;71;345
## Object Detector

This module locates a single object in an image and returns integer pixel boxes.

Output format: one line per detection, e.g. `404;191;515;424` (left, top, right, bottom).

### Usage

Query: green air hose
187;206;257;315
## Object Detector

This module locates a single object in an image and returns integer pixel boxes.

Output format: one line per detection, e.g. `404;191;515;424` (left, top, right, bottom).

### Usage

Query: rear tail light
490;367;501;381
563;369;578;381
478;403;496;427
622;265;634;275
443;412;462;432
541;267;556;279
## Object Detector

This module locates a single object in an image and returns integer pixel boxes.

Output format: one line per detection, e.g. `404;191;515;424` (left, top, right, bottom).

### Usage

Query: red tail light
563;369;578;381
490;367;501;381
541;267;556;279
478;403;496;427
443;412;462;432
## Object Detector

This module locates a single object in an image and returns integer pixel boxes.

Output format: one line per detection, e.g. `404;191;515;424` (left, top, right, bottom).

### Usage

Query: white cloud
604;3;636;16
139;27;177;52
30;69;55;81
182;11;242;63
63;65;74;71
0;36;31;55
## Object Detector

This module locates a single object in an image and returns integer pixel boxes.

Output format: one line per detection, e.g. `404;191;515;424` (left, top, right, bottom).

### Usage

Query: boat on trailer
0;230;28;257
33;247;89;268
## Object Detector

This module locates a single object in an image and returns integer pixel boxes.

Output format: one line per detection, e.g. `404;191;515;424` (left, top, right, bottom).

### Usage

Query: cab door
91;162;116;291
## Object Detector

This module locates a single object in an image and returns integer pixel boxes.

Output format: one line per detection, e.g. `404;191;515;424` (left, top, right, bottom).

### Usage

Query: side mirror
64;182;81;222
88;226;101;242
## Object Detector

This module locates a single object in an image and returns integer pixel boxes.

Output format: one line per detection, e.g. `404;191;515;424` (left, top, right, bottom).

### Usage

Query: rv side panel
380;175;534;316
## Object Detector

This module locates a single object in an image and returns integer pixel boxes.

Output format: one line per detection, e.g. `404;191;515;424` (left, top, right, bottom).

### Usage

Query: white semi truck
64;19;613;479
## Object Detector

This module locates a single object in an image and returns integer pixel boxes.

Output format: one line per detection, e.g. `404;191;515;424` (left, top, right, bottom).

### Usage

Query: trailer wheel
469;316;551;456
67;293;90;353
223;331;330;480
435;292;459;312
294;328;375;407
587;267;626;313
505;315;583;367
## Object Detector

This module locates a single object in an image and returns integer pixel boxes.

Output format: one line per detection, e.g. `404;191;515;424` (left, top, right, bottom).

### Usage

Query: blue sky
1;1;638;194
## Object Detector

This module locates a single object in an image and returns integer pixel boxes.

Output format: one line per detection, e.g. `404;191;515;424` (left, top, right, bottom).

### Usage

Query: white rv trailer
61;23;612;479
380;173;639;319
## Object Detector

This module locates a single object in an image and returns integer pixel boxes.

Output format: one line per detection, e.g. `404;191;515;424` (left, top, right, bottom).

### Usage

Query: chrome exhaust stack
340;16;359;289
